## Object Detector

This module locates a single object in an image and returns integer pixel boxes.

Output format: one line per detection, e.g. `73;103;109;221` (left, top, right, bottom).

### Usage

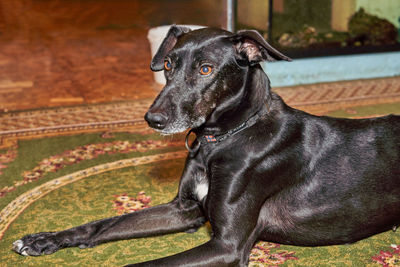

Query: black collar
185;107;268;154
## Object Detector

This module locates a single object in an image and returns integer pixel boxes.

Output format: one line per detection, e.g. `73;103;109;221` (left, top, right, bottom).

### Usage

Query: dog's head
145;26;290;134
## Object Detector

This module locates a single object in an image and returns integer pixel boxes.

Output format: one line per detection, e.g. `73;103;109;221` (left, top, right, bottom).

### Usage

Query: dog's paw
12;232;60;256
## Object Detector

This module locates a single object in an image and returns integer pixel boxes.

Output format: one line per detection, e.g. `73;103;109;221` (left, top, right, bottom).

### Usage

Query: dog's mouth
152;123;189;136
145;113;206;136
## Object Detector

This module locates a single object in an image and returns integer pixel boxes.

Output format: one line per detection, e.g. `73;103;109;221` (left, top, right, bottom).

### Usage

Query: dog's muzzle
144;111;168;130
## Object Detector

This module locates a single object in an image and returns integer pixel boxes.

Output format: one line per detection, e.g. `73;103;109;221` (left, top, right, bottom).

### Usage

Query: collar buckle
185;129;200;154
185;107;267;152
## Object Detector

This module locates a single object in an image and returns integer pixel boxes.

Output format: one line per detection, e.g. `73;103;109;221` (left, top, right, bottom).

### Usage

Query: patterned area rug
1;79;400;266
1;76;400;149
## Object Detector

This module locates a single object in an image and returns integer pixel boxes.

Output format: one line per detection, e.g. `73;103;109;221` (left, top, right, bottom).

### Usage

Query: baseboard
262;51;400;87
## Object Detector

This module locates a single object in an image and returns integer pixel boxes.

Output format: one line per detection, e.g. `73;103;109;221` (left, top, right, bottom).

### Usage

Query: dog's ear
230;30;292;65
150;25;191;71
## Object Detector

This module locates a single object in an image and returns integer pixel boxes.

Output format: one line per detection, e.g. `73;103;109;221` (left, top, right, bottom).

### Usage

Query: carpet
1;98;400;266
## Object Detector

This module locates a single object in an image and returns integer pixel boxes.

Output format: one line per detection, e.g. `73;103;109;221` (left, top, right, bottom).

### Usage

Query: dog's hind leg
13;198;205;256
125;238;253;267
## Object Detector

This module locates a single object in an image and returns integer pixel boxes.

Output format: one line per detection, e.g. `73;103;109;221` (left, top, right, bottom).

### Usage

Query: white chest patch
195;181;209;201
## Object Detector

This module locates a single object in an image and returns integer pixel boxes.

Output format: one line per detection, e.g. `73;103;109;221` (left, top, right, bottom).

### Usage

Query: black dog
13;26;400;266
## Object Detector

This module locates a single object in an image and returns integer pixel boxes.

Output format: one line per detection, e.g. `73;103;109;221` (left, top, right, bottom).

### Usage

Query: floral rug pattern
0;148;17;175
0;139;181;198
0;101;400;266
372;244;400;267
249;242;298;266
112;192;152;215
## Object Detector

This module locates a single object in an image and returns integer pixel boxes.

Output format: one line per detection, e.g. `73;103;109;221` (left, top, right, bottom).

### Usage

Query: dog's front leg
13;198;205;256
125;197;261;267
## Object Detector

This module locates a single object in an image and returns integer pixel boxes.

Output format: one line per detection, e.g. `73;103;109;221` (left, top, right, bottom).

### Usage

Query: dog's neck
196;65;270;137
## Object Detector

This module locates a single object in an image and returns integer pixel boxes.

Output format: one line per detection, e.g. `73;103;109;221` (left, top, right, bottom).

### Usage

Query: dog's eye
164;60;172;71
200;65;213;76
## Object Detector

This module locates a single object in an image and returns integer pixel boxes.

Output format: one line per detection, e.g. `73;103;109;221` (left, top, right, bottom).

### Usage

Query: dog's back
256;97;400;245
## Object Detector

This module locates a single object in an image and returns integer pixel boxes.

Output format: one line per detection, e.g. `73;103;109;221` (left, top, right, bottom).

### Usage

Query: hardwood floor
0;0;228;112
0;1;163;112
0;29;160;112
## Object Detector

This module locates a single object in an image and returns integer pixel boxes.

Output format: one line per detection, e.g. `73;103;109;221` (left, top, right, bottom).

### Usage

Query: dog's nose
144;111;168;130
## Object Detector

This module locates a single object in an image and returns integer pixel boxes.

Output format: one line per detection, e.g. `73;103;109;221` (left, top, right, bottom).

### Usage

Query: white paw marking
12;240;23;252
12;240;29;256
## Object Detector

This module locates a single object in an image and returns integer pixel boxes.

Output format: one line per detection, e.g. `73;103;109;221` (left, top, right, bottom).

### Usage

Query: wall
356;0;400;28
332;0;400;31
237;0;269;31
0;0;225;34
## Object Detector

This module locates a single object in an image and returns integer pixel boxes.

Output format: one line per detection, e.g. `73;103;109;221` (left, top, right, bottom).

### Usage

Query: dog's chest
194;172;209;202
